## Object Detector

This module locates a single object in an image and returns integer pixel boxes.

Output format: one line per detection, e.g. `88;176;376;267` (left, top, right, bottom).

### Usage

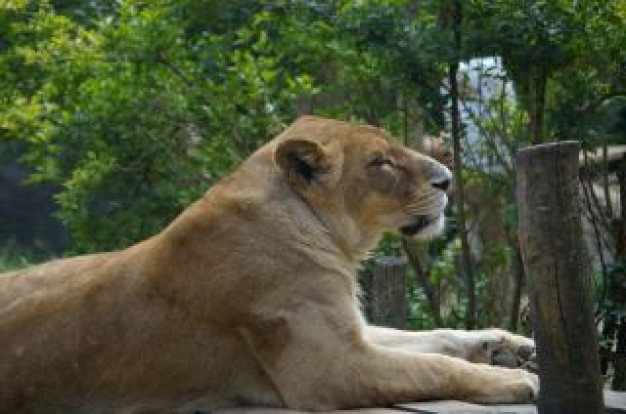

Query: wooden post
516;141;603;414
364;256;407;329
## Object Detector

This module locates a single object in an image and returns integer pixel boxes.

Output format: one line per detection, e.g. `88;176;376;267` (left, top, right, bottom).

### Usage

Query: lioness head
274;116;451;257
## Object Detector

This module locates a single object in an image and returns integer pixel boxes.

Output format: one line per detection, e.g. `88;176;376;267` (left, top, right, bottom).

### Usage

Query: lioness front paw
517;369;540;402
468;329;536;370
518;348;539;373
473;367;539;404
529;371;540;400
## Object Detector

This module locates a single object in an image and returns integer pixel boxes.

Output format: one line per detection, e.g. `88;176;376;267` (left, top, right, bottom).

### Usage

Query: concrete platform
216;390;626;413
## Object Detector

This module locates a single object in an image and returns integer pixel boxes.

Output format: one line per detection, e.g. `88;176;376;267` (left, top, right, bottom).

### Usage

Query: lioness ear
275;138;330;187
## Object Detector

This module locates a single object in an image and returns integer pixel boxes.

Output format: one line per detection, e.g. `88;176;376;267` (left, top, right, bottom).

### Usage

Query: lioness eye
369;155;393;167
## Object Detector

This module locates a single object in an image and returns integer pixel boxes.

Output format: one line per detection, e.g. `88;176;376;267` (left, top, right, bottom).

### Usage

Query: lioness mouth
400;215;437;237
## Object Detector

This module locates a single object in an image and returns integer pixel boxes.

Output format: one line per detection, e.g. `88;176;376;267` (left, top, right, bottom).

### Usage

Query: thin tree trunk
445;0;475;329
401;238;443;327
602;140;613;218
617;154;626;258
508;240;524;331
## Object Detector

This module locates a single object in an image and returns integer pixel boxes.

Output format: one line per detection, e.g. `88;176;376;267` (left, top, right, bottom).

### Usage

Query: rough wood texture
364;256;408;329
516;141;603;414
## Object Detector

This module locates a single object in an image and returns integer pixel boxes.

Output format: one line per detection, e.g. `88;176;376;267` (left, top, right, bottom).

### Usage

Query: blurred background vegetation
1;0;625;387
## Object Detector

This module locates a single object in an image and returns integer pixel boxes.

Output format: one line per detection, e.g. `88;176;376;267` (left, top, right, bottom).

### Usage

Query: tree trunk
617;154;626;259
443;0;475;330
507;240;524;332
401;238;443;327
530;66;547;145
516;141;603;414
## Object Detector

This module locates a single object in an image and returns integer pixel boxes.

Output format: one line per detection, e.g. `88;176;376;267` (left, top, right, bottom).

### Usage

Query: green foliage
0;0;449;253
466;0;626;144
1;1;317;253
407;287;439;330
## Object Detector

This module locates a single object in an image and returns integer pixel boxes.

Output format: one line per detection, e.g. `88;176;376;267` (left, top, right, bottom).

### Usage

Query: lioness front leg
272;340;537;410
365;325;535;368
245;313;538;410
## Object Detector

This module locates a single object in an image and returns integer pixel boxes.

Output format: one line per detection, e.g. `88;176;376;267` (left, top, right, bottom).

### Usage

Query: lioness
0;116;537;413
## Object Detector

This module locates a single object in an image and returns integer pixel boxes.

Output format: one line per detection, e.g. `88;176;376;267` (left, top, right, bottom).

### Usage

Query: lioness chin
0;116;537;413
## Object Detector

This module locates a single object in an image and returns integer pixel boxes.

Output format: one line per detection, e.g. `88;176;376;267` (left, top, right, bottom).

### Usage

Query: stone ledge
215;390;626;414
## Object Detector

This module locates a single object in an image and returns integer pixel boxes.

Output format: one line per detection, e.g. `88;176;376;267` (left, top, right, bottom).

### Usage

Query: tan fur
0;116;537;413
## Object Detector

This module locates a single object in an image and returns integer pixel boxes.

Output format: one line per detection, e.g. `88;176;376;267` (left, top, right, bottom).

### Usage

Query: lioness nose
431;166;452;192
431;177;451;192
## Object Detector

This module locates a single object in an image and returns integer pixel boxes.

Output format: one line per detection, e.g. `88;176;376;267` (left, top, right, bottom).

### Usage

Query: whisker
406;190;446;216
